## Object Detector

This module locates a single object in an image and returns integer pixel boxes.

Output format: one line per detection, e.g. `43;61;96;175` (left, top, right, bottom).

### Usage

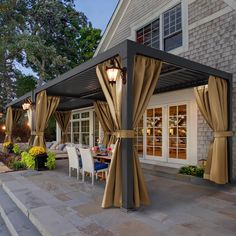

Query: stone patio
0;159;236;236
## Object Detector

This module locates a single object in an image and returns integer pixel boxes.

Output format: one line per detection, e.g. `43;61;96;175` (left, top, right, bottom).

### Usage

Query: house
56;0;236;173
5;0;235;209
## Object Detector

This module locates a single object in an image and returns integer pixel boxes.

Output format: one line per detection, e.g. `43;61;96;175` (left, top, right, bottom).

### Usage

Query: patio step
141;162;219;187
0;186;42;236
0;215;11;236
0;175;82;236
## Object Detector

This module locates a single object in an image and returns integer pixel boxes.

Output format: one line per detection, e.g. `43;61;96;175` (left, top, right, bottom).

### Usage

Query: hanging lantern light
106;58;126;85
22;102;31;110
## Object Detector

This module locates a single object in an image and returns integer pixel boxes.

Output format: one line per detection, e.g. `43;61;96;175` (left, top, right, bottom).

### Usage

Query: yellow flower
29;146;45;156
3;141;13;148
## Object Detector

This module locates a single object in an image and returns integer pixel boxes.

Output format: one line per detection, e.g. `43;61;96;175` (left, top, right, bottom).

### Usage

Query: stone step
0;175;81;236
0;186;42;236
0;215;11;236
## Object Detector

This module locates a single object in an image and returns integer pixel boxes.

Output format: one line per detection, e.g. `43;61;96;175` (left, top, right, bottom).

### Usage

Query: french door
70;109;99;147
137;103;188;164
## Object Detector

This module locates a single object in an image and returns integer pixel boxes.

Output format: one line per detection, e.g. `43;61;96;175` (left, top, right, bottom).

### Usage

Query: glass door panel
168;104;187;161
81;120;89;145
146;107;163;158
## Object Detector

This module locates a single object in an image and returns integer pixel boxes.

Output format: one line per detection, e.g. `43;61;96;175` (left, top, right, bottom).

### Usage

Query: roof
7;40;232;111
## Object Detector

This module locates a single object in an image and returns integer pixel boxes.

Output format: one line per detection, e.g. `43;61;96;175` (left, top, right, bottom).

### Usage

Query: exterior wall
180;3;236;177
97;0;236;177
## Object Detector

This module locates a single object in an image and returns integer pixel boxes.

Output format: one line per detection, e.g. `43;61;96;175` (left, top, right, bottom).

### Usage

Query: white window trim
129;0;189;55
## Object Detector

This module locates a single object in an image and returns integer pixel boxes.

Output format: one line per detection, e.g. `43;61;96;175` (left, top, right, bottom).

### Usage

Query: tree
17;0;101;85
15;74;37;97
0;0;101;106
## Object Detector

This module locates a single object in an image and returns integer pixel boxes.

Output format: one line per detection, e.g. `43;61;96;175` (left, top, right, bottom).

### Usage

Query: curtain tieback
214;131;233;138
5;132;11;135
31;131;36;135
35;132;44;137
113;130;135;138
105;132;112;135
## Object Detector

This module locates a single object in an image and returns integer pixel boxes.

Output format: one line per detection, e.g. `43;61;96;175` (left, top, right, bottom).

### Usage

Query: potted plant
21;146;56;171
3;141;14;154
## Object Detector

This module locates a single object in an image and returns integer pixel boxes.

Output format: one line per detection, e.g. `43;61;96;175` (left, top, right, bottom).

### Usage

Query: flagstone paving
0;159;236;236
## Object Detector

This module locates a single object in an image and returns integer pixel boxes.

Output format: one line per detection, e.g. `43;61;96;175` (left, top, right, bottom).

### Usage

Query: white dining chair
79;148;108;185
66;146;81;180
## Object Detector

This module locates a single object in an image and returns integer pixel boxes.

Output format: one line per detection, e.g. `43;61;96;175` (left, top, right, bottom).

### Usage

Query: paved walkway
0;160;236;236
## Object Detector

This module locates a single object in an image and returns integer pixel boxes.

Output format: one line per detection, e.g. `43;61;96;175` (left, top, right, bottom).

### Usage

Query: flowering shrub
29;146;45;157
3;141;13;149
91;146;99;152
21;146;56;170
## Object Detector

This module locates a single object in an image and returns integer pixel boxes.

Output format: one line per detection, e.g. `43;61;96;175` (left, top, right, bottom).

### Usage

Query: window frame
131;0;188;55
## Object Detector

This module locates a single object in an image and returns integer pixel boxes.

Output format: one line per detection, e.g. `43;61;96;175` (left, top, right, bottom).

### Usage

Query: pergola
6;40;233;210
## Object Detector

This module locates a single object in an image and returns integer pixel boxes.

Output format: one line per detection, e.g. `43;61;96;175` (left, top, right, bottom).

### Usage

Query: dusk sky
75;0;119;32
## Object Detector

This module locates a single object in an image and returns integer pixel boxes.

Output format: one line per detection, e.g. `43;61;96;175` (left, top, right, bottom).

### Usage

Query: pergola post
120;43;135;210
29;91;36;146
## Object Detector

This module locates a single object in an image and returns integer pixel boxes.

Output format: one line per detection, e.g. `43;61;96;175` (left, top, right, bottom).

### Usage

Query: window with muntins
136;19;160;49
136;3;182;52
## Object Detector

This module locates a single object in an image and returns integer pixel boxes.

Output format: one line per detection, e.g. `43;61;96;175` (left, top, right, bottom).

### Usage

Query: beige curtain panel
132;55;162;207
54;111;72;144
94;101;116;146
96;55;162;208
96;56;123;208
4;106;13;143
194;76;232;184
33;91;60;148
4;107;23;143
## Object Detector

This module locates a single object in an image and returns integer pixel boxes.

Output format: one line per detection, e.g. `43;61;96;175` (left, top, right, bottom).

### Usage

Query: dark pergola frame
7;40;233;210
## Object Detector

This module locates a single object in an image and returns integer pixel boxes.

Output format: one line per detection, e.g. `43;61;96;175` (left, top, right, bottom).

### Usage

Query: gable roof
94;0;130;56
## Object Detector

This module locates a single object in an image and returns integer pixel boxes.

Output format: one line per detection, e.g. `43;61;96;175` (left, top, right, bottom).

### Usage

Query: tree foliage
0;0;101;110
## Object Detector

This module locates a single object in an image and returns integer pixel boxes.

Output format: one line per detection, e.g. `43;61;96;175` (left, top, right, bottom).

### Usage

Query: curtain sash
213;131;233;138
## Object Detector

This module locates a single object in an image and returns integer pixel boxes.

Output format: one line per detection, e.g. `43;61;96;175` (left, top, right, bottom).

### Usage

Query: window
135;117;144;156
136;19;160;49
136;3;182;52
168;104;187;160
71;111;91;145
163;4;182;51
93;112;99;146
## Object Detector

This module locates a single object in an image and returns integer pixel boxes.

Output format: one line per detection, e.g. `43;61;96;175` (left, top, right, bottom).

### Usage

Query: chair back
79;148;94;173
66;146;79;169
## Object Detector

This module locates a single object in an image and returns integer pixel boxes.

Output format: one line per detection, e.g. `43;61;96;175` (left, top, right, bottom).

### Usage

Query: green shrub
21;151;35;169
11;160;26;170
13;144;22;155
179;165;204;178
45;151;56;170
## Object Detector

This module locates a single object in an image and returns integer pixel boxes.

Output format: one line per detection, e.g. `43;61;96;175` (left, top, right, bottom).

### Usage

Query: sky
20;0;119;76
75;0;119;32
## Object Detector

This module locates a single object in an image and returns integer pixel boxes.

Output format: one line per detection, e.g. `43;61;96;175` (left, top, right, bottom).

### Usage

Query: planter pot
35;153;48;171
7;147;14;154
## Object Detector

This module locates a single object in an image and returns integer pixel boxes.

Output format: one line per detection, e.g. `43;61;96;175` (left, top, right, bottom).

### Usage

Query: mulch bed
0;151;25;171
